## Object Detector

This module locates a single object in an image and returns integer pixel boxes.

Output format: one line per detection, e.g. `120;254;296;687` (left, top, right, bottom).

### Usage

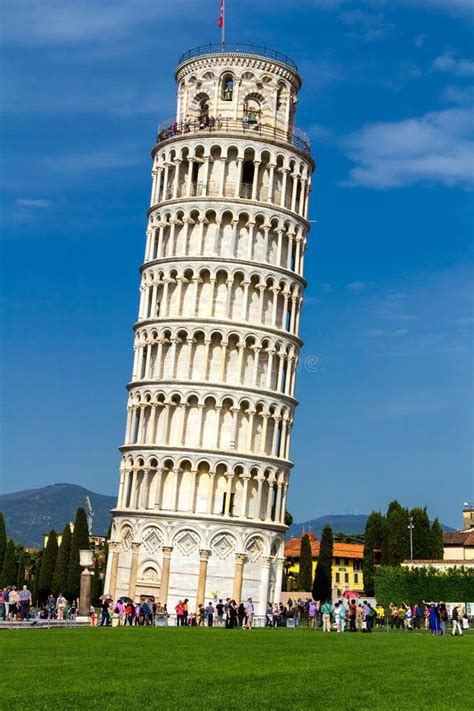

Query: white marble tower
105;44;314;616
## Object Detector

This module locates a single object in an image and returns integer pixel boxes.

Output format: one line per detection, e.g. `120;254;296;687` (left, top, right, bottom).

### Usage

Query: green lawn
1;627;472;710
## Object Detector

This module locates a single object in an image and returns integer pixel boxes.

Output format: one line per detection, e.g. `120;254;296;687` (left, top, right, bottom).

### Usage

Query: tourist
366;604;376;633
206;601;215;627
356;604;364;631
451;605;463;636
228;599;238;628
18;585;31;621
9;587;20;620
2;587;9;621
403;604;412;630
90;605;97;626
100;598;111;626
338;601;346;633
265;602;273;627
175;600;185;626
183;598;189;625
237;601;246;627
308;599;317;629
321;599;332;632
429;604;441;635
348;599;357;632
244;597;254;629
47;594;56;620
438;602;448;635
56;593;67;620
375;602;385;627
216;599;225;625
462;612;470;631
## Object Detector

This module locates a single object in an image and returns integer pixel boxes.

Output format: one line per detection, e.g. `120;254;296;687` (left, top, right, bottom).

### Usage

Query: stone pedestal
79;569;93;616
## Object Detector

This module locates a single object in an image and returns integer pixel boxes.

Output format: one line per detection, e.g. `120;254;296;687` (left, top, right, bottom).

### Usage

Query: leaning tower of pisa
105;44;314;617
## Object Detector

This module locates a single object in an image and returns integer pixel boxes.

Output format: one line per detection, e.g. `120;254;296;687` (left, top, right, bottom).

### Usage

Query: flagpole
222;0;225;51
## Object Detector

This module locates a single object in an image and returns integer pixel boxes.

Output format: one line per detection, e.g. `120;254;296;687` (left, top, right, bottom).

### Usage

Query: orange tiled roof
284;535;364;560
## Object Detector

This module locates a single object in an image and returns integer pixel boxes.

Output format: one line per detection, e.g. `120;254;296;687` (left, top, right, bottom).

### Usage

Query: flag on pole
218;0;224;28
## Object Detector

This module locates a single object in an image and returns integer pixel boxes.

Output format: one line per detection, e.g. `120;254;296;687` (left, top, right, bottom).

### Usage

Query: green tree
410;507;432;559
430;518;444;559
312;525;333;602
16;551;26;588
298;534;313;591
52;523;72;596
67;507;90;600
38;531;58;602
0;512;6;570
1;539;18;586
284;510;294;527
363;511;385;596
383;501;409;565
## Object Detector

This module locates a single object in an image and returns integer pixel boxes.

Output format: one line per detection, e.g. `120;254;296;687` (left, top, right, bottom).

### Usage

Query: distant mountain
287;515;370;539
0;483;116;548
287;514;455;540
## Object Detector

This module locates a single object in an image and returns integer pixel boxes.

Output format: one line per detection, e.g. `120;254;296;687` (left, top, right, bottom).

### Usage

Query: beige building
104;43;314;616
443;504;474;561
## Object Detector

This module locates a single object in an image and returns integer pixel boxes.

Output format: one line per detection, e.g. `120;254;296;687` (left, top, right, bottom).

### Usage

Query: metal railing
156;117;310;153
178;43;298;73
156;180;285;205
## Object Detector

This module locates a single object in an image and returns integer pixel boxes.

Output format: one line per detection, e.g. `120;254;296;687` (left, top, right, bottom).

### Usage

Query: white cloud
414;34;428;48
16;198;52;207
341;108;474;189
44;149;143;172
346;281;367;292
1;0;198;46
340;10;395;42
433;53;474;77
441;85;474;106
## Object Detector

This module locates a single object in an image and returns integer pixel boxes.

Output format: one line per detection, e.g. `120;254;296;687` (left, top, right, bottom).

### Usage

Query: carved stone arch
172;525;203;557
245;533;266;562
209;529;238;559
137;559;161;585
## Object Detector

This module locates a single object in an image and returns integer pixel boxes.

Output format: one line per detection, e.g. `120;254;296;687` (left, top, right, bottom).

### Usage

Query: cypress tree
410;507;431;559
38;531;58;602
284;510;294;527
384;505;410;565
67;507;90;600
52;523;72;596
363;511;385;596
430;518;444;559
298;534;313;591
0;512;6;570
312;525;333;602
16;551;26;588
1;539;18;587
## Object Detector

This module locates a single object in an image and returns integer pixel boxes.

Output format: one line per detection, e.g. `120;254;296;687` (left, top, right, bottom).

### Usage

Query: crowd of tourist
1;584;470;636
0;586;78;622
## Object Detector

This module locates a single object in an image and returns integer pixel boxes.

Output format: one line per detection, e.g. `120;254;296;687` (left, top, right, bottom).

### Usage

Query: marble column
257;556;272;616
159;546;173;605
232;553;246;603
128;542;141;600
107;541;121;598
196;549;211;607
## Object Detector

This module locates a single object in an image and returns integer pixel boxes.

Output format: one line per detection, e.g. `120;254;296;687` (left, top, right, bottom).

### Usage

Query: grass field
1;627;473;710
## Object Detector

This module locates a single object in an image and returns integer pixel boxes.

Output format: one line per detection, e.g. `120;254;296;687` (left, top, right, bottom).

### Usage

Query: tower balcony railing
156;116;310;154
178;43;298;73
156;180;288;207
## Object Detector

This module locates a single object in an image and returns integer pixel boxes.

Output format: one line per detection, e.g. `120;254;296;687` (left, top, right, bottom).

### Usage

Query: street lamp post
408;517;414;561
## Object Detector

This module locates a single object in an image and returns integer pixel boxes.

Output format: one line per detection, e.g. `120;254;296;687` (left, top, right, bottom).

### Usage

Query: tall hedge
374;566;474;607
298;534;313;591
52;523;72;596
67;507;90;600
0;513;6;571
38;531;58;602
363;511;385;596
312;525;333;602
1;539;17;587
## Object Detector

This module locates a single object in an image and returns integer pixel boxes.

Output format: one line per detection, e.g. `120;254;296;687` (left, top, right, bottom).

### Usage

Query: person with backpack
348;600;357;632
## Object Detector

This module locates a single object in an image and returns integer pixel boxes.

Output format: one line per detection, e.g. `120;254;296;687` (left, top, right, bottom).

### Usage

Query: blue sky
1;0;472;528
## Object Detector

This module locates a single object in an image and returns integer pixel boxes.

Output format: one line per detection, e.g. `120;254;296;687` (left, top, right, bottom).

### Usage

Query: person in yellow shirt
375;604;385;627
